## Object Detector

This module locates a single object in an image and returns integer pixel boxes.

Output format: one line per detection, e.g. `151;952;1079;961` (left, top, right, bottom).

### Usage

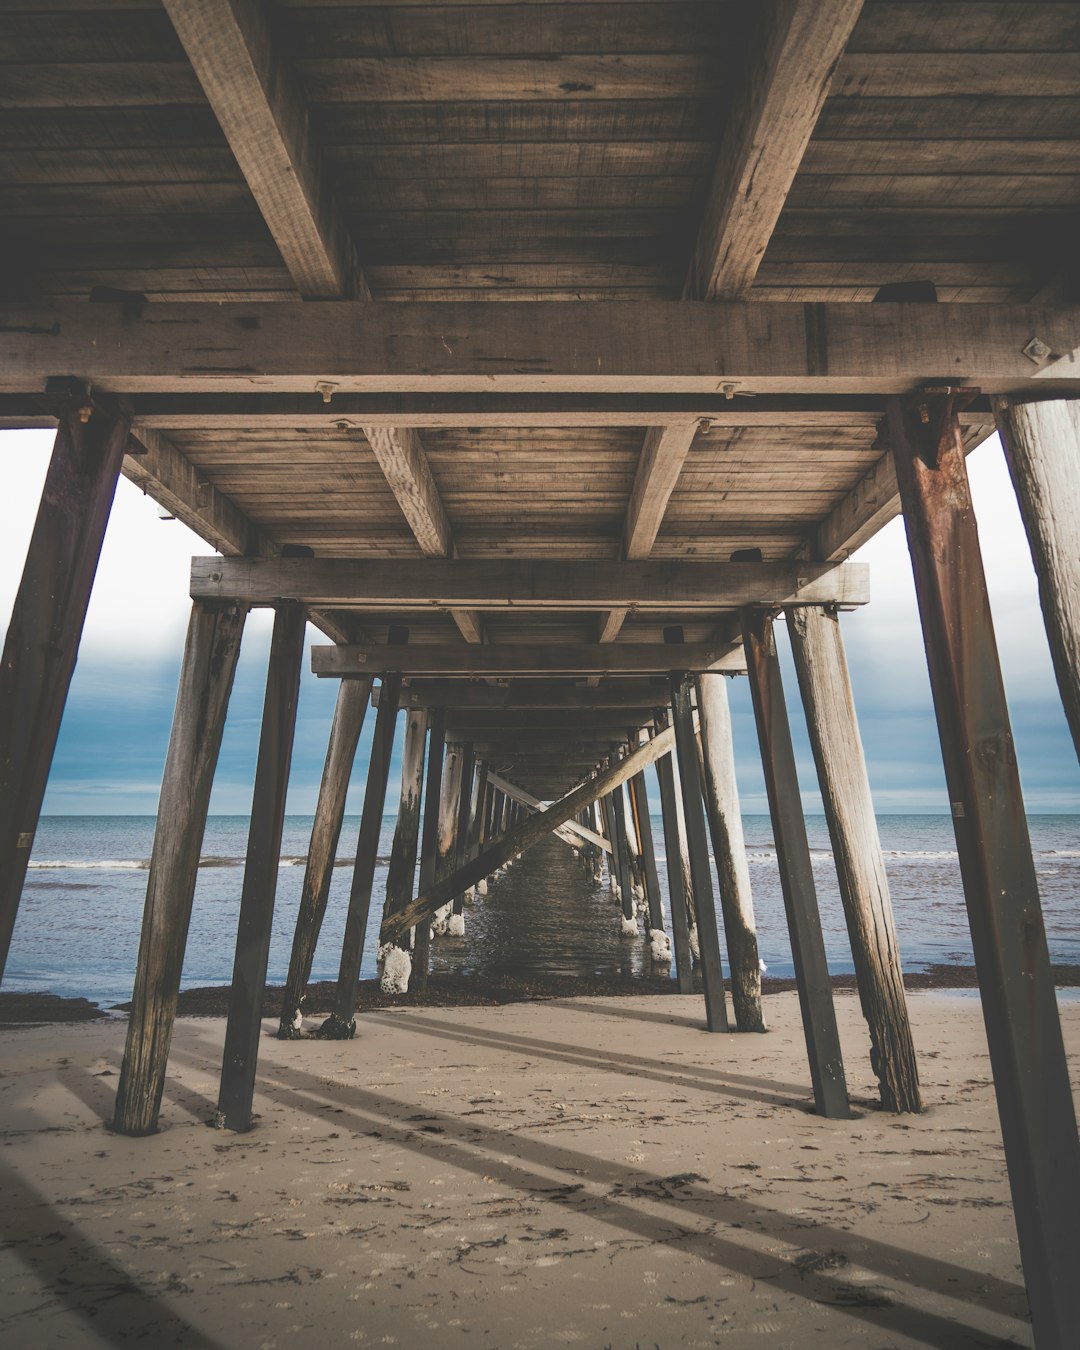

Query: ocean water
5;814;1079;1007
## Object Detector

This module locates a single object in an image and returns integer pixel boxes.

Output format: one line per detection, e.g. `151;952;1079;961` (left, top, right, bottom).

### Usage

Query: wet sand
3;991;1077;1348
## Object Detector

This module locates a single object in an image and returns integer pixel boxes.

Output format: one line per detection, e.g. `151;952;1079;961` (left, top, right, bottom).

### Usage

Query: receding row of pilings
2;391;1080;1346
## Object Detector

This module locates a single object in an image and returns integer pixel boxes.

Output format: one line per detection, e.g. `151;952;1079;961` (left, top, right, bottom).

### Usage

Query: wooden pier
2;2;1079;1343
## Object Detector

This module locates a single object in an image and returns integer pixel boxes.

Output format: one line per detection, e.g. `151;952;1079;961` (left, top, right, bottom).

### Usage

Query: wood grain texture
113;600;247;1135
994;396;1080;763
6;301;1077;395
161;0;365;299
277;676;370;1036
0;401;129;981
695;672;765;1033
314;642;746;676
685;0;865;300
193;555;869;609
787;605;921;1113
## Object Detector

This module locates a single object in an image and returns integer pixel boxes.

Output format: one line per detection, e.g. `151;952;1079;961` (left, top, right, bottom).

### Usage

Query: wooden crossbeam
388;681;673;711
485;770;611;853
7;302;1077;396
315;643;746;678
125;426;271;559
381;722;677;943
161;0;364;301
102;393;967;431
684;0;866;300
190;556;869;609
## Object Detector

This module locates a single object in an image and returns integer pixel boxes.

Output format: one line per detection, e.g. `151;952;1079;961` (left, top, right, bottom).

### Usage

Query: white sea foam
28;859;149;871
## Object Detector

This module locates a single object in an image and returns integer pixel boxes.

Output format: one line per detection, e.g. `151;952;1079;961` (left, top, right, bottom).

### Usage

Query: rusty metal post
888;390;1080;1347
741;607;849;1117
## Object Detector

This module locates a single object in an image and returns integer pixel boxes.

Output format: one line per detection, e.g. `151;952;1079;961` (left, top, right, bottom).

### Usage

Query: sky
1;425;1078;816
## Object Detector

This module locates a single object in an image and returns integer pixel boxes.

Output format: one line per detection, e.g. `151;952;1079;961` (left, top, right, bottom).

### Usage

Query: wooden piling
277;676;370;1037
628;752;665;936
382;707;429;944
888;389;1080;1345
669;676;729;1031
741;607;849;1118
654;718;694;994
216;600;306;1131
316;670;402;1039
608;762;636;925
787;605;920;1111
113;600;247;1136
0;398;130;981
451;741;475;911
695;673;766;1033
993;396;1080;764
414;706;446;989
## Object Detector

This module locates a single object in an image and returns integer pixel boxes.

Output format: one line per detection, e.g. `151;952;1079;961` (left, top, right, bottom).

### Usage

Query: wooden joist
125;426;271;558
160;0;364;301
190;556;870;609
6;302;1077;396
684;0;866;300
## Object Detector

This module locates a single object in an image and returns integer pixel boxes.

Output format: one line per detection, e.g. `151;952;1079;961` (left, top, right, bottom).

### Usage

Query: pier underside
2;1;1080;1344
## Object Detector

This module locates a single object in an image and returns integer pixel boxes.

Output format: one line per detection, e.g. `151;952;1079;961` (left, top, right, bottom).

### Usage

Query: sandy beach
2;990;1077;1349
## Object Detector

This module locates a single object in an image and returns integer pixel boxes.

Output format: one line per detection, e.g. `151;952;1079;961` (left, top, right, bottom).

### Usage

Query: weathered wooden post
380;707;429;983
695;673;766;1033
0;397;130;981
741;607;849;1118
888;389;1080;1345
316;668;403;1039
216;600;306;1131
414;706;446;989
654;716;694;994
627;746;665;938
113;599;247;1135
669;676;729;1031
277;676;370;1037
451;741;475;911
993;396;1080;763
787;606;920;1111
436;742;465;929
608;755;637;928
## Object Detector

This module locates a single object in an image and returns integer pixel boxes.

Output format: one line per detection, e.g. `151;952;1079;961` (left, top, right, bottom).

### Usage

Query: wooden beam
381;721;677;944
786;606;920;1112
696;672;766;1033
5;302;1078;397
625;421;702;558
125;425;271;558
216;600;306;1132
161;0;363;300
192;556;870;610
316;643;746;678
113;600;247;1135
601;419;702;644
357;423;482;643
0;399;130;981
391;681;673;711
277;676;370;1038
887;390;1080;1344
116;392;931;431
485;770;610;853
993;395;1080;763
742;607;850;1119
685;0;866;300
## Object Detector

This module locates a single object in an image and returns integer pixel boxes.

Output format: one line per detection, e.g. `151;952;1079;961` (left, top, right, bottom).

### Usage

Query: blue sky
2;426;1078;815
